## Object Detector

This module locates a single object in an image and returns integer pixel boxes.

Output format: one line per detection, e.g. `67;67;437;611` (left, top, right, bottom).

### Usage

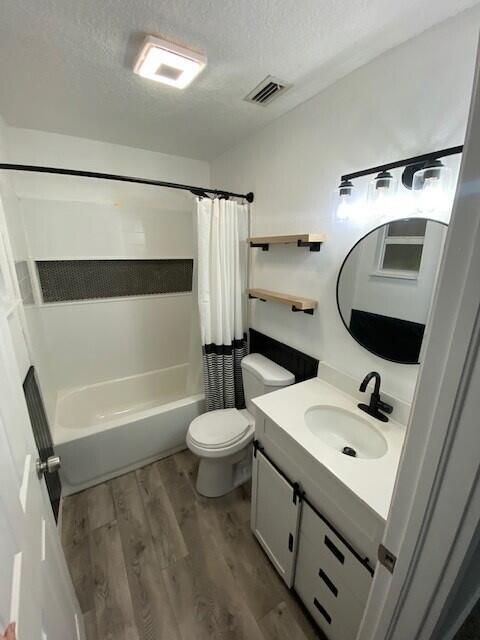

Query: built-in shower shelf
248;233;325;252
248;288;317;315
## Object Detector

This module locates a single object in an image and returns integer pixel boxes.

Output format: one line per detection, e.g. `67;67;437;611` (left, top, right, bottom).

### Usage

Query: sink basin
304;405;388;459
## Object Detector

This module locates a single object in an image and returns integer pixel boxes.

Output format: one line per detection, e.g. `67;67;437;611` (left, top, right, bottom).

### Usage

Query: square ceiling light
133;35;207;89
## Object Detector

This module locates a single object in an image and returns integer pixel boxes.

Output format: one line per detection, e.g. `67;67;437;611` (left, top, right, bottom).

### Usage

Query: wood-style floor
61;449;323;640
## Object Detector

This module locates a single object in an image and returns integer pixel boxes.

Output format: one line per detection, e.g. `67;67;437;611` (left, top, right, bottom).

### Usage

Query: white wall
5;129;209;420
0;116;36;388
211;7;480;401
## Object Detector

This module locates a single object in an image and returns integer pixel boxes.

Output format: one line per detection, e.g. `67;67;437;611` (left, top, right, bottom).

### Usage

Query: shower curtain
196;197;249;411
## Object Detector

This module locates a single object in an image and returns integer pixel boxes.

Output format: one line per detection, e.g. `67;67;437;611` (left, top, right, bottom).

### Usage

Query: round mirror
336;218;447;364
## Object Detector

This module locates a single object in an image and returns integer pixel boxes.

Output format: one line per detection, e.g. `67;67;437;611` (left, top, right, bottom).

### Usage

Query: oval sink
304;405;388;459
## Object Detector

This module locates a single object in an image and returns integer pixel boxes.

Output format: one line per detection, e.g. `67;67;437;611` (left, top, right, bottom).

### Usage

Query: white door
0;310;83;639
251;446;302;587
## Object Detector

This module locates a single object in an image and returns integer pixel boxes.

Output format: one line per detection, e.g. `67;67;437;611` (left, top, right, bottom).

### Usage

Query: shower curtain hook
190;188;208;199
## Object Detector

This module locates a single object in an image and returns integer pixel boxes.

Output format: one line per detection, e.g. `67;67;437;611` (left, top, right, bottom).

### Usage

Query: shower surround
3;129;210;490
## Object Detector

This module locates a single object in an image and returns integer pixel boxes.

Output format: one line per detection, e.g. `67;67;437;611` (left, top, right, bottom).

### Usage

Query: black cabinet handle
288;533;294;552
313;598;331;624
324;535;345;564
319;569;338;597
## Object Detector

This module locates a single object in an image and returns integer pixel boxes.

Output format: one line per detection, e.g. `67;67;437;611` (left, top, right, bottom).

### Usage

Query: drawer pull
324;535;345;564
319;568;338;597
313;598;332;624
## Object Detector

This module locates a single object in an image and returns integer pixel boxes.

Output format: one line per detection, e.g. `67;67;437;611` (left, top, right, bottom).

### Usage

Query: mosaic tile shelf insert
37;259;194;303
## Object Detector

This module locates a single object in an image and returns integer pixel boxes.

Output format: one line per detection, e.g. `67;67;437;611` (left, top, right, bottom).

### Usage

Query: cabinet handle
319;569;338;597
324;535;345;564
313;598;332;624
288;533;294;552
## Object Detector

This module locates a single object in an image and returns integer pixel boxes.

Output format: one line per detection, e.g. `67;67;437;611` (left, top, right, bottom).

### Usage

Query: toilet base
196;445;253;497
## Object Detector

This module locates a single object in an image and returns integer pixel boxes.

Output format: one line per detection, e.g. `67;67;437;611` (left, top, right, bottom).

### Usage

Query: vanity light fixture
336;179;354;220
133;35;207;89
337;145;462;220
412;158;452;215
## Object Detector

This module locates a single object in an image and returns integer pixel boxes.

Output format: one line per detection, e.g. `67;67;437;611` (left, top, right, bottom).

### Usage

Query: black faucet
358;372;393;423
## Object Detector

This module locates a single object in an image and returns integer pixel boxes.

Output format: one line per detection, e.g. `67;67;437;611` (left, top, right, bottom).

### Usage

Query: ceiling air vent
244;76;291;106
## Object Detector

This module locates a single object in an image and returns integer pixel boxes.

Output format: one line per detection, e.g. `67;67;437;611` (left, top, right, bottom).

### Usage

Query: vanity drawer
298;501;373;604
295;532;365;640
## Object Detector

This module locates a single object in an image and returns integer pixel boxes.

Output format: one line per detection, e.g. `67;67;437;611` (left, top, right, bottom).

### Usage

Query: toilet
187;353;294;497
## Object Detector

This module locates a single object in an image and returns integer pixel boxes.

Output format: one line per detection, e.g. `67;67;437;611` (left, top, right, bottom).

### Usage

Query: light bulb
336;179;354;220
419;177;445;213
336;194;351;220
412;160;452;216
367;171;397;218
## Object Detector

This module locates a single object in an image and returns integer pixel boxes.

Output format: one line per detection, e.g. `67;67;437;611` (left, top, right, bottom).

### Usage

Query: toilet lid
189;409;252;449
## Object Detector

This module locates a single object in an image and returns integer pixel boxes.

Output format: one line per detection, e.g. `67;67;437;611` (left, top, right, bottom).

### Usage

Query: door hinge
378;544;396;573
253;439;264;458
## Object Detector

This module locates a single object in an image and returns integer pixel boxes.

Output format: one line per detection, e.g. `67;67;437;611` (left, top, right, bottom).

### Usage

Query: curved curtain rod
0;163;255;203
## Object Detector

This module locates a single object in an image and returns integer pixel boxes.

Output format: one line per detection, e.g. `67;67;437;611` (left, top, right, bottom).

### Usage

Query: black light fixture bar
0;163;255;203
340;145;463;182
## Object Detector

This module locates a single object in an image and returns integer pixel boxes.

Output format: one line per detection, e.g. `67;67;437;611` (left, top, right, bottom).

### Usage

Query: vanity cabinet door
251;448;302;587
294;502;373;640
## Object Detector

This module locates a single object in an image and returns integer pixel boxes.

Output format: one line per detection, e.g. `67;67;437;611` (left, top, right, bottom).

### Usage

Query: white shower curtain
196;197;249;411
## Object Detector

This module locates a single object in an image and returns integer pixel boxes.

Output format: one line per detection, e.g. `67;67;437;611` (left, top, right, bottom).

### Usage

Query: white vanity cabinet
251;439;374;640
251;447;302;587
249;372;404;640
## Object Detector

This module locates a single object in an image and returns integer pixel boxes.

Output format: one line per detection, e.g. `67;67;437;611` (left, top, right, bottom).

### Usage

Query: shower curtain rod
0;163;255;203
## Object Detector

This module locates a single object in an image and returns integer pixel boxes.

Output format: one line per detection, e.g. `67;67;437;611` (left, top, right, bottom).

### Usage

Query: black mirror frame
335;217;448;365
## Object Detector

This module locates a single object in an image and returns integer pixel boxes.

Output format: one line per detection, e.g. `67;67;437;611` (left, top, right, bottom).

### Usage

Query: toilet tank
241;353;295;415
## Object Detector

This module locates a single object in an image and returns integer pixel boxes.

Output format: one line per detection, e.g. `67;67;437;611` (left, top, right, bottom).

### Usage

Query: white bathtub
53;364;205;494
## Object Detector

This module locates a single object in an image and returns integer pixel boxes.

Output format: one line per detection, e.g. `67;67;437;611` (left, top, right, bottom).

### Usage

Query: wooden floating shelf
248;288;317;315
249;233;326;252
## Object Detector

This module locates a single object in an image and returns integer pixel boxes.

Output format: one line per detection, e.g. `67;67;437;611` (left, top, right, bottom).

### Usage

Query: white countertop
253;376;406;521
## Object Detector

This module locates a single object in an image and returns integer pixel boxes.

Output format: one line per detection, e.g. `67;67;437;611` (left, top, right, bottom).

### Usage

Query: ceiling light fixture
134;35;207;89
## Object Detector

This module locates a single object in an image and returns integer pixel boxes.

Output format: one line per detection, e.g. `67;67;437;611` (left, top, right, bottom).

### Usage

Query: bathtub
53;364;205;495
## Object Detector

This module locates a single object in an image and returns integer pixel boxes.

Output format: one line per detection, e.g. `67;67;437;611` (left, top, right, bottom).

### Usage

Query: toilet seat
188;408;253;450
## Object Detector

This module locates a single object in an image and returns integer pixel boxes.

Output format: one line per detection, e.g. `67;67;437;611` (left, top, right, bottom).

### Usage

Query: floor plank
63;538;95;614
163;542;265;640
90;521;139;640
259;601;321;640
282;597;325;640
231;482;253;524
111;472;182;640
83;610;98;640
154;462;214;553
216;521;285;621
155;454;190;488
87;482;115;530
136;463;188;569
62;490;90;547
162;553;220;640
172;449;198;488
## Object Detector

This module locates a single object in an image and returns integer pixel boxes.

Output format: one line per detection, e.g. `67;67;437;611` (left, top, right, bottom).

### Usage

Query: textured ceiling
0;0;477;160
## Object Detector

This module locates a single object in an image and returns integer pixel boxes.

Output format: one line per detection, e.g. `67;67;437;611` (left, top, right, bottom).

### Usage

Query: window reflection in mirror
336;218;447;364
